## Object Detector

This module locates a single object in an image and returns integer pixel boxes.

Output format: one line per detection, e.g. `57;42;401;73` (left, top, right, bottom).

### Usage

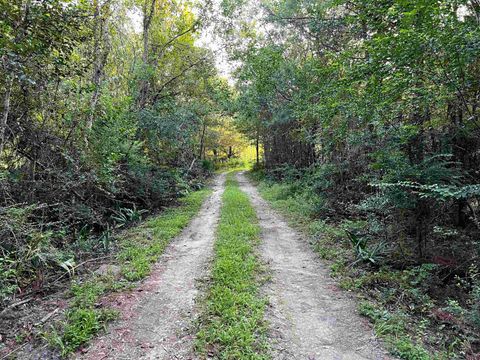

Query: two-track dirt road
77;173;392;360
79;174;226;360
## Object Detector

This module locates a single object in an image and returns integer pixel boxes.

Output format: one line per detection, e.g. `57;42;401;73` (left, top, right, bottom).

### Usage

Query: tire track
237;172;393;360
78;174;226;360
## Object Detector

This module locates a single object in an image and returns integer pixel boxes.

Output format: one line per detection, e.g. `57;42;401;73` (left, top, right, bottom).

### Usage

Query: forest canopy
225;0;480;262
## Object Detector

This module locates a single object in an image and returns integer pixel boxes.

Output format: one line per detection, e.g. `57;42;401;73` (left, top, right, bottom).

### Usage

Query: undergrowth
44;188;211;356
195;173;268;359
249;170;478;360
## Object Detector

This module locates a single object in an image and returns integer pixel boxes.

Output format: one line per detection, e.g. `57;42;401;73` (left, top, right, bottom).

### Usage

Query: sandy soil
237;172;394;360
76;174;226;360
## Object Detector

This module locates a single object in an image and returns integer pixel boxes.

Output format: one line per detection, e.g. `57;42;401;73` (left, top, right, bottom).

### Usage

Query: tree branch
154;22;199;58
152;56;208;103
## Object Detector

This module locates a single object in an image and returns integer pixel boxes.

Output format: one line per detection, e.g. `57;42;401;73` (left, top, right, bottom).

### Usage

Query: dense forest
0;0;240;305
228;0;480;358
1;0;480;359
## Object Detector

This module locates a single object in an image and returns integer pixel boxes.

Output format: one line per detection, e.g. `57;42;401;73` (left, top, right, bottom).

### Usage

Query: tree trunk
199;122;206;160
256;126;260;165
1;0;31;156
87;0;101;131
0;77;13;157
86;0;111;142
138;0;156;109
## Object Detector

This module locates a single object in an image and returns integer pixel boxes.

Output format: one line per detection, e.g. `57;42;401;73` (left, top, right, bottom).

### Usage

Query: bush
0;161;207;309
201;159;215;172
214;157;248;170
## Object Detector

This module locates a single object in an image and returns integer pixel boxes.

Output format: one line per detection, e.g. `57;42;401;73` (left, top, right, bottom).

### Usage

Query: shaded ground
237;172;394;360
77;174;226;360
0;294;69;360
3;172;397;359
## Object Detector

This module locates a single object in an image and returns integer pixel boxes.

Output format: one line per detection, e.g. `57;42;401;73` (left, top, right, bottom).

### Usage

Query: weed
196;174;268;359
392;337;431;360
46;308;119;356
112;205;148;228
346;231;386;266
359;301;431;360
70;280;105;308
44;187;211;356
0;253;18;304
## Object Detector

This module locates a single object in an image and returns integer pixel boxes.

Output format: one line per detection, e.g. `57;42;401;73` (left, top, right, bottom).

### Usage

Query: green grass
257;182;315;226
118;189;211;281
358;301;432;360
44;188;211;356
195;174;268;360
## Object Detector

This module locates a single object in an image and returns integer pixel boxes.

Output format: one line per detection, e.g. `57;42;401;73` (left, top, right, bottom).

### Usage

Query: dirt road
237;172;392;360
76;172;392;360
79;174;226;360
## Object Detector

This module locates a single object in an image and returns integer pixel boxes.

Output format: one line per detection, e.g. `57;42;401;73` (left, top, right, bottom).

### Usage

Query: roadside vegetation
46;187;210;356
3;187;210;357
196;174;268;359
250;169;479;360
0;0;247;354
217;0;480;358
